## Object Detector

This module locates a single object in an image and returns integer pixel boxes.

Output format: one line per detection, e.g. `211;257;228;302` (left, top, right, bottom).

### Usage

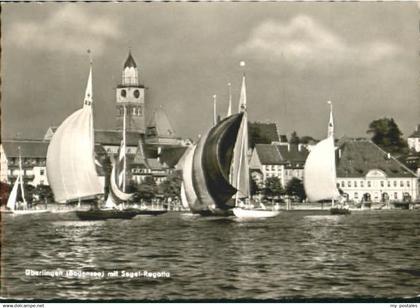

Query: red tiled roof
255;143;309;167
1;140;49;158
336;139;416;178
254;144;283;165
45;127;141;147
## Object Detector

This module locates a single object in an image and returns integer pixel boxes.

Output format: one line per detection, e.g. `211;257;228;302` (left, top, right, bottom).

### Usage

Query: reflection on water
1;210;420;300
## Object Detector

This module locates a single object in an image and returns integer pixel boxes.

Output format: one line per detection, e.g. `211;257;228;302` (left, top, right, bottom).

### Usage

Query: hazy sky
2;2;419;141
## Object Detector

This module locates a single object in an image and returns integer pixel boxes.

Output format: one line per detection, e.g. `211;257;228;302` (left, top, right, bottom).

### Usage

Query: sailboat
231;71;280;219
47;59;136;220
181;66;279;217
3;149;49;215
303;101;350;215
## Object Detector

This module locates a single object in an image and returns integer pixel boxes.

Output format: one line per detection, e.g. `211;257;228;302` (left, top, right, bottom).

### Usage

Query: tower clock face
121;89;127;98
134;89;140;99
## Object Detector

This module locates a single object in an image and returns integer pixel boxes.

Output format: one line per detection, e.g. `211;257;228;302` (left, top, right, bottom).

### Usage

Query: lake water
1;210;420;301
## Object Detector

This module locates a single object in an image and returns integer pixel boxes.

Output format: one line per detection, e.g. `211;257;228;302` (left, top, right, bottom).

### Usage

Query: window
40;180;44;185
354;192;358;199
341;181;345;187
337;183;340;188
400;181;404;187
394;192;398;199
367;181;371;187
387;181;390;187
393;181;397;187
348;181;351;187
360;181;364;188
40;170;44;176
380;181;384;188
407;181;410;187
354;181;357;188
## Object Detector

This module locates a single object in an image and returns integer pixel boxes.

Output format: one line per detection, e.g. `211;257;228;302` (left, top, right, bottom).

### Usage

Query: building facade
0;140;49;187
1;51;188;191
249;143;308;188
408;124;420;152
336;139;418;202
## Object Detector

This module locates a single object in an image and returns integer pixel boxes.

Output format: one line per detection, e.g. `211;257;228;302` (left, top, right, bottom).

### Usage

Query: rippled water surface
1;210;420;300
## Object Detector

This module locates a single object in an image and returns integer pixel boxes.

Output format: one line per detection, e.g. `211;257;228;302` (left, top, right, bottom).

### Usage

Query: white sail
182;145;198;206
231;74;250;200
7;175;20;211
18;154;27;204
303;136;340;202
104;194;116;209
46;66;103;203
180;182;189;209
110;163;133;202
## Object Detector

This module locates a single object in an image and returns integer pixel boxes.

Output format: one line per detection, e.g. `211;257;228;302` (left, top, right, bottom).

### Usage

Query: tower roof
147;107;176;139
124;51;137;68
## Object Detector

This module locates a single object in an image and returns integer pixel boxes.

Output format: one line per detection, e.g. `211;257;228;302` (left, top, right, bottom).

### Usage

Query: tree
248;122;275;148
285;177;306;202
262;176;284;200
135;176;158;202
300;136;317;145
367;118;408;155
18;183;35;204
250;176;259;196
158;172;182;200
1;182;10;205
290;131;300;145
33;184;54;204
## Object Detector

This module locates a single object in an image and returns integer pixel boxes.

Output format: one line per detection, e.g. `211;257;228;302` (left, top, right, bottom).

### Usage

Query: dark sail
189;113;244;214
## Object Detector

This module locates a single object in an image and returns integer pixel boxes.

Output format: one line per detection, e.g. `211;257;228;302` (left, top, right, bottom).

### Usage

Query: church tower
116;51;145;132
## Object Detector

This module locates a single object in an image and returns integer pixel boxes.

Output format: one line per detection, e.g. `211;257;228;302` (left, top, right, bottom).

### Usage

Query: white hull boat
4;209;50;215
233;207;280;218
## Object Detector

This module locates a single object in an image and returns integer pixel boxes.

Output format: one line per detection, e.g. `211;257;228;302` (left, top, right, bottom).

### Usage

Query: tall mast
226;82;232;117
328;100;336;207
327;100;334;138
122;104;127;192
234;61;250;206
18;146;27;204
213;94;217;126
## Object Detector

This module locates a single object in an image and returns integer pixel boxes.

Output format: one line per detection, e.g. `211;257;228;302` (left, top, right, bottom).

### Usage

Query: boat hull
130;209;167;216
1;209;50;215
75;209;138;221
233;208;280;218
330;208;351;215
